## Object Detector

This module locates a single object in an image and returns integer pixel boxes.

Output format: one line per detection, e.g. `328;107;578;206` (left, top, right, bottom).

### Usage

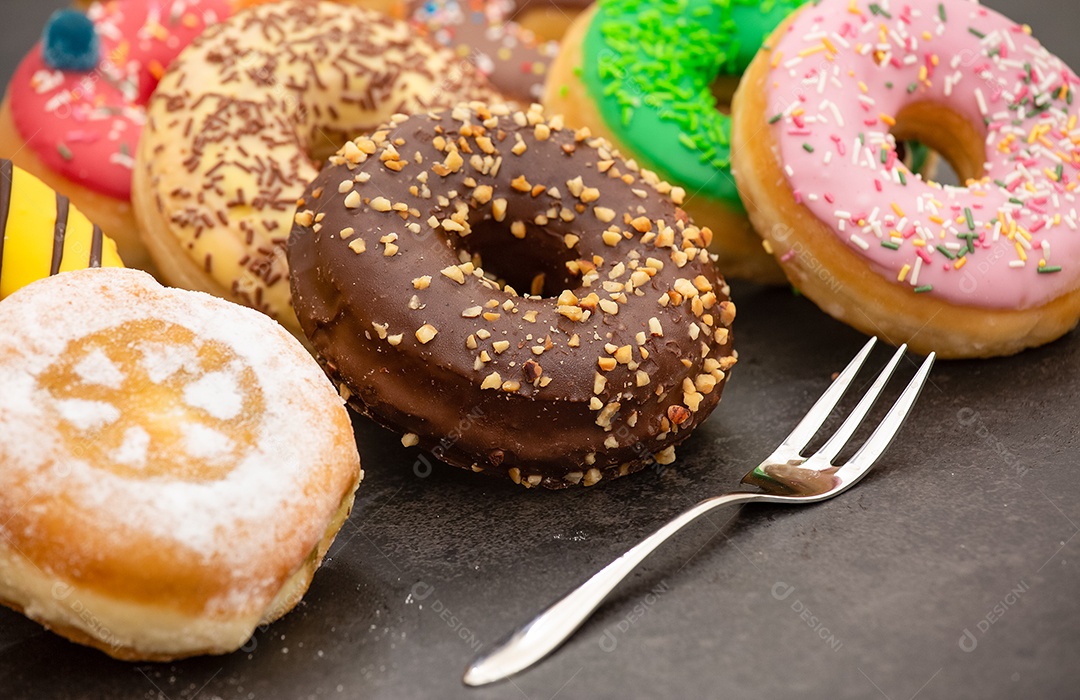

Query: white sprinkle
849;234;869;250
974;88;988;117
910;257;923;286
826;101;844;127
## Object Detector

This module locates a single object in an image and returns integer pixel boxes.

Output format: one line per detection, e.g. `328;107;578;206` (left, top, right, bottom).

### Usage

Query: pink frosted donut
0;1;236;269
732;0;1080;358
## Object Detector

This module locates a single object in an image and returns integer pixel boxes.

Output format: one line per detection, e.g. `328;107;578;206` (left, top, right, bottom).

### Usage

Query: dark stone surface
1;1;1078;698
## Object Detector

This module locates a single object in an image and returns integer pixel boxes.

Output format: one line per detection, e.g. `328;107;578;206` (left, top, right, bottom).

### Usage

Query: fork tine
837;351;936;477
779;336;877;453
814;343;907;464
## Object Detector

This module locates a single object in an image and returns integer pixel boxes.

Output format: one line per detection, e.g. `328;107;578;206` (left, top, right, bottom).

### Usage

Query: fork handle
463;491;761;686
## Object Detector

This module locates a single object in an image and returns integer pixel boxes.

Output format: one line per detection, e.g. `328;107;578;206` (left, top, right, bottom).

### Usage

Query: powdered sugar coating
0;268;361;617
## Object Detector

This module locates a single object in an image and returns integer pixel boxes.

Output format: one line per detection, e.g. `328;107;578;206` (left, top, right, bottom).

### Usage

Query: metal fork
464;337;935;686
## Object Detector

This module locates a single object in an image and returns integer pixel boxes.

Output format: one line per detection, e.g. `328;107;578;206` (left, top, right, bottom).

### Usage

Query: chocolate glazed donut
289;103;737;489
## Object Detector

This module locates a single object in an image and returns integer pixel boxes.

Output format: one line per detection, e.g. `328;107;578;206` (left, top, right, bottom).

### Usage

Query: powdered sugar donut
0;268;361;660
732;0;1080;358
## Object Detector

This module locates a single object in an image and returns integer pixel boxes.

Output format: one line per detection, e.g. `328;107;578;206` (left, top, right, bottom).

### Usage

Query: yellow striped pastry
0;159;123;300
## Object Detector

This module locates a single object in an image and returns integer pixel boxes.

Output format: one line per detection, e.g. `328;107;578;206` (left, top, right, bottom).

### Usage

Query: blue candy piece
42;10;100;73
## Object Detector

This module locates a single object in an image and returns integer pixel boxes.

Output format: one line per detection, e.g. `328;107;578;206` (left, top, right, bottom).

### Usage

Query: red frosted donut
0;1;240;270
289;103;738;488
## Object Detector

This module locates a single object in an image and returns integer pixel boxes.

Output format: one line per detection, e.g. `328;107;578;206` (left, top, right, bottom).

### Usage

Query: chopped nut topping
654;446;676;465
595;402;621;429
594;206;616;223
415;324;438;344
441;265;466;284
523;360;543;382
344;191;362;209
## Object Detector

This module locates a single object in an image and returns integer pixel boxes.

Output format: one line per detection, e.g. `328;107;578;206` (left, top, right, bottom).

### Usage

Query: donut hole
710;75;740;115
308;127;353;165
450;219;582;297
890;101;986;185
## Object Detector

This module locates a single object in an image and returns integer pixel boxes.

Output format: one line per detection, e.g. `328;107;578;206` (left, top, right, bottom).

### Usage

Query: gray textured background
1;1;1079;699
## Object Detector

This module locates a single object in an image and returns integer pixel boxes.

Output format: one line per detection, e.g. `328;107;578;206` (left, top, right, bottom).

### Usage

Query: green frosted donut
580;0;805;211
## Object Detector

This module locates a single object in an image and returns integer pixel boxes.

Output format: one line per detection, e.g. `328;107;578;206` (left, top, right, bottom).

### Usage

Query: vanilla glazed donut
133;0;496;336
0;267;362;660
0;0;250;271
732;0;1080;358
289;103;737;489
544;0;806;283
1;159;124;301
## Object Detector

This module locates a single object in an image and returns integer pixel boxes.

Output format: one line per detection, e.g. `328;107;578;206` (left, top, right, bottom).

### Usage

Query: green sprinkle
907;82;918;94
936;245;956;260
1038;265;1062;274
803;143;815;153
885;81;893;89
679;132;697;150
880;148;889;163
969;27;985;39
994;179;1008;188
57;143;73;161
1009;197;1024;206
898;170;907;185
768;113;783;124
964;207;975;230
869;3;891;18
938;2;947;21
1056;164;1064;181
881;240;900;250
914;285;934;293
